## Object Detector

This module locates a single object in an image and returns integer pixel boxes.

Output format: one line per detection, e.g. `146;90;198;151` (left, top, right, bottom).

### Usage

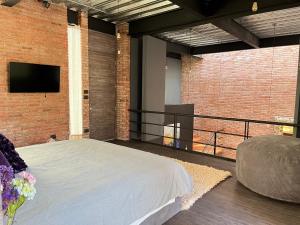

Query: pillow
0;134;27;173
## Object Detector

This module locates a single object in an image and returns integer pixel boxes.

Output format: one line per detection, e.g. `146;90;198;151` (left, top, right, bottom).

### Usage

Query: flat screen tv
9;62;60;93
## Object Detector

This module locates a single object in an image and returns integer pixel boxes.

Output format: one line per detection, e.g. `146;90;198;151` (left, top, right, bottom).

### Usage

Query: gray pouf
236;135;300;203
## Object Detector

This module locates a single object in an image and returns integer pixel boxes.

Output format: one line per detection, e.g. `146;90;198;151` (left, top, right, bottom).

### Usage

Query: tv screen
9;62;60;93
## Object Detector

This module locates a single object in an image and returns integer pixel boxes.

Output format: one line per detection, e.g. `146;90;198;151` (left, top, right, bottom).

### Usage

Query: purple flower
0;165;18;211
0;165;14;183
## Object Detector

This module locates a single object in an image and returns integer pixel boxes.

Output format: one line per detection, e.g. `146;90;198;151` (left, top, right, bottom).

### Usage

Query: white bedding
15;139;192;225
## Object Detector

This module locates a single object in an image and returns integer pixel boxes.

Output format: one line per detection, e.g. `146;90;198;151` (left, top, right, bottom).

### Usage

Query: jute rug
175;159;232;210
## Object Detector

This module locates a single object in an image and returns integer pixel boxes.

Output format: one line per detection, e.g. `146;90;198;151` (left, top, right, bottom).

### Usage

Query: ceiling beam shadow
191;34;300;55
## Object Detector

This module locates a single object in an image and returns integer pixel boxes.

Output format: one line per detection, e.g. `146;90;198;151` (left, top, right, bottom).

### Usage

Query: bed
14;139;193;225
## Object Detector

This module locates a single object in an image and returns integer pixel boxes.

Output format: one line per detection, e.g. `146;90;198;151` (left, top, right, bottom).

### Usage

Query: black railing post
173;113;177;149
246;122;250;139
213;132;217;155
137;110;142;139
243;121;250;140
244;121;247;140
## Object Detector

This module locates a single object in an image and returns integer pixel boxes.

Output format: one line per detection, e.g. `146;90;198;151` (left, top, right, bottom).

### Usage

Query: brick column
80;12;90;138
116;23;130;140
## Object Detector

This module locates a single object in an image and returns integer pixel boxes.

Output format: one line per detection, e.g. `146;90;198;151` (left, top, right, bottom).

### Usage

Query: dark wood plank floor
112;140;300;225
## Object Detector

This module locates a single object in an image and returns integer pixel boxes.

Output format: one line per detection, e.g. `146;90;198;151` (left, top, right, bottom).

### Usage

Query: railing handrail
129;109;300;127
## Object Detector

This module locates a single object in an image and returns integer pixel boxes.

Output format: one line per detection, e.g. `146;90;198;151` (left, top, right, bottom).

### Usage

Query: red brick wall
0;1;69;147
116;23;130;140
182;45;299;149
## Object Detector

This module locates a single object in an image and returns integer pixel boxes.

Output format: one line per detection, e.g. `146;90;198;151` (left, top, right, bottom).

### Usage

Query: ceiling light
252;1;258;12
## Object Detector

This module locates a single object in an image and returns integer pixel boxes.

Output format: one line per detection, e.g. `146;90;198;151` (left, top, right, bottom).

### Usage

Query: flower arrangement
0;165;36;225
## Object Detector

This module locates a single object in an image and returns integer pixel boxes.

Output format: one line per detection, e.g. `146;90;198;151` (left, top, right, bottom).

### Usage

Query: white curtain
68;26;83;136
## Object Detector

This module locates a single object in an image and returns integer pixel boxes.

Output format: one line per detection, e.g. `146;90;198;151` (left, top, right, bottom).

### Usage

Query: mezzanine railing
129;109;300;161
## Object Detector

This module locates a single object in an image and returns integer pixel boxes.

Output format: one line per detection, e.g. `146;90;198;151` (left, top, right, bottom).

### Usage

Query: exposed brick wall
0;1;69;147
182;46;299;149
80;12;90;139
116;23;130;140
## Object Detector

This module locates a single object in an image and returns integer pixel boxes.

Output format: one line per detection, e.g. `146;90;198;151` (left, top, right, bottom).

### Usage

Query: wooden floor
112;140;300;225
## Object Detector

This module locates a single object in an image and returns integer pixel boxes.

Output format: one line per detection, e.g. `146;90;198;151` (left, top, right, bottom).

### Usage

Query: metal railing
129;109;300;161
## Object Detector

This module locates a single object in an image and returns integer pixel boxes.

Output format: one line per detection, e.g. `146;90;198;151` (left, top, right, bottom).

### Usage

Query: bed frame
141;197;182;225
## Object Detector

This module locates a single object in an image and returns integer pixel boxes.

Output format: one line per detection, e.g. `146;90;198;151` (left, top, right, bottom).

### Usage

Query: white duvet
14;139;192;225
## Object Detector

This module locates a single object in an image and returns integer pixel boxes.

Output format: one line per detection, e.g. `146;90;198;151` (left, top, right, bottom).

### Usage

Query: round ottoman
236;135;300;203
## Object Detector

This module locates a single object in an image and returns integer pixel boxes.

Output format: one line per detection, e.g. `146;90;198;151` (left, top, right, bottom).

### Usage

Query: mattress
14;139;192;225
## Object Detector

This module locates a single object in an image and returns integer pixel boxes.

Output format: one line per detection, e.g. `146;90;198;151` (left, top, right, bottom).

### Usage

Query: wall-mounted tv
9;62;60;93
